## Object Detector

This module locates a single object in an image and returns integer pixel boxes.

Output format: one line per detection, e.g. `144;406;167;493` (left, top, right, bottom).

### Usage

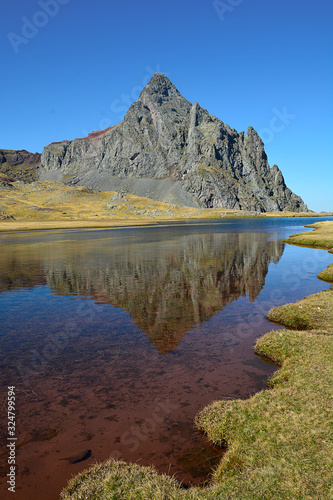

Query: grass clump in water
267;289;333;331
318;262;333;282
60;459;186;500
284;220;333;253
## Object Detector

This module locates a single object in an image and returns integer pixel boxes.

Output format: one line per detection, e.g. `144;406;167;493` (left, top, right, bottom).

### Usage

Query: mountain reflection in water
0;232;284;352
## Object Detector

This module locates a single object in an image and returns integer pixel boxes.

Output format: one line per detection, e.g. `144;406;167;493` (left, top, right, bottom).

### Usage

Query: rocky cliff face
40;73;308;211
0;149;41;182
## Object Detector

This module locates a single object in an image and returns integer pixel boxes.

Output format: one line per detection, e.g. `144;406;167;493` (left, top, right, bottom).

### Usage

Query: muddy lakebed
1;217;333;499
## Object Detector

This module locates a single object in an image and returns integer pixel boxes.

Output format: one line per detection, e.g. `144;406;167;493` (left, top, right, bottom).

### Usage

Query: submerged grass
58;222;333;499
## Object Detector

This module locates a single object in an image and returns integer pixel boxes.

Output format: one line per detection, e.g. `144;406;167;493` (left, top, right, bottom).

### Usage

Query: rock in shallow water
59;449;92;464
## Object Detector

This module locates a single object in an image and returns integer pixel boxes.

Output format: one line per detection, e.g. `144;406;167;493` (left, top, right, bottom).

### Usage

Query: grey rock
110;191;127;201
0;181;16;189
40;73;308;212
106;202;121;210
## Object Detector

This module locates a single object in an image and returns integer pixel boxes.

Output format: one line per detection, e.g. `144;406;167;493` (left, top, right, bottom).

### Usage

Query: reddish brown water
1;218;332;499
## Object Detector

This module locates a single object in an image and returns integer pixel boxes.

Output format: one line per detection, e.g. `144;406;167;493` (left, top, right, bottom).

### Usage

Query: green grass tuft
267;290;333;332
60;460;187;500
318;263;333;282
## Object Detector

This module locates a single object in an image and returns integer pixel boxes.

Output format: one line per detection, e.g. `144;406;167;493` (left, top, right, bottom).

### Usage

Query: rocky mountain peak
136;73;192;121
138;73;181;100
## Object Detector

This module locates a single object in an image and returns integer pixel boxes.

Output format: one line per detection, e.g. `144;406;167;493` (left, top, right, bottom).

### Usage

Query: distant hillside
40;73;308;212
0;149;41;182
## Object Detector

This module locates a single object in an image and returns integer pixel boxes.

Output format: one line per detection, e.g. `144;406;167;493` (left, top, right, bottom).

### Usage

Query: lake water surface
0;217;332;499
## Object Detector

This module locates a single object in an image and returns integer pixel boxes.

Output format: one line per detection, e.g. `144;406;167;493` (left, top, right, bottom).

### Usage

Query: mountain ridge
0;148;41;183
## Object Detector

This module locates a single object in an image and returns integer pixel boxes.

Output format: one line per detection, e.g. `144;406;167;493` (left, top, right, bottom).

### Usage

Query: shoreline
60;221;333;499
0;212;332;234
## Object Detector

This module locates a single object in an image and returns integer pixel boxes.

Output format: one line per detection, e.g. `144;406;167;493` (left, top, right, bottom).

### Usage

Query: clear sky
1;0;332;211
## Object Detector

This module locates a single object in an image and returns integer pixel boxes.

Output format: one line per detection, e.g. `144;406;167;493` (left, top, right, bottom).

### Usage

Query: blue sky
1;0;332;211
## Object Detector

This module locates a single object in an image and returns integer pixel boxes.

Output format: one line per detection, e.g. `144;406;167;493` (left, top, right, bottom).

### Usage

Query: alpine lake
1;217;333;500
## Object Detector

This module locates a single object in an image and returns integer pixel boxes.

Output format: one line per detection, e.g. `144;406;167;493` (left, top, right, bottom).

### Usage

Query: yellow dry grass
1;180;330;232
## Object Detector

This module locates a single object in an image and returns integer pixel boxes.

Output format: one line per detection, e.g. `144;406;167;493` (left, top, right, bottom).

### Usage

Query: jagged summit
138;73;183;101
40;74;308;212
139;72;177;95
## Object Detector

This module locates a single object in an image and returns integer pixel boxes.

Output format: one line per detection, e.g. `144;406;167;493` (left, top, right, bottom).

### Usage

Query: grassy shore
284;220;333;252
60;222;333;499
1;180;331;232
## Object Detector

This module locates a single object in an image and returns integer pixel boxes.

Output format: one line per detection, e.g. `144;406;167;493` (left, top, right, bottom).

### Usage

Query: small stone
59;449;91;464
